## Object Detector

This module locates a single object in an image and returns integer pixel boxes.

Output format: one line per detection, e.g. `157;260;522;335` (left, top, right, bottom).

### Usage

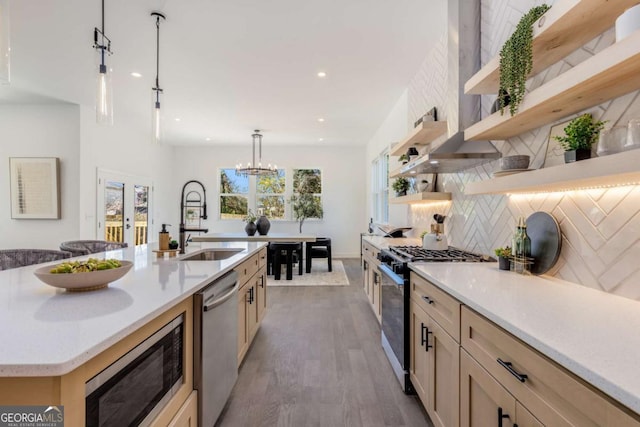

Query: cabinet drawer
362;241;380;265
410;272;460;342
258;247;267;269
235;252;260;286
461;307;640;427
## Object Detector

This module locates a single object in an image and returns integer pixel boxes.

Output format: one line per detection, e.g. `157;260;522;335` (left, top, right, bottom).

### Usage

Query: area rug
267;260;349;286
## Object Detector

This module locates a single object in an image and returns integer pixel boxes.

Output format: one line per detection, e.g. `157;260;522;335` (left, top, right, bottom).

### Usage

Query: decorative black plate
526;212;562;275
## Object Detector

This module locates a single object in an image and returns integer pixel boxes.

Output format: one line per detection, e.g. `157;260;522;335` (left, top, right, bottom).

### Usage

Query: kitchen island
0;241;268;426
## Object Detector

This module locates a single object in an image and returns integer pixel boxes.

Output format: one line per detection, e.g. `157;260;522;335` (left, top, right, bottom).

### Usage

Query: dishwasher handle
204;282;239;311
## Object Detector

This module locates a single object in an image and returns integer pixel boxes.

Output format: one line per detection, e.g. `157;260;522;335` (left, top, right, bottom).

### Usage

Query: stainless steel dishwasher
194;270;239;427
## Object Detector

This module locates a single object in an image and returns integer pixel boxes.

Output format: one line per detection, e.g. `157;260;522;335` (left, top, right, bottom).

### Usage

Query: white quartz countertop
0;241;267;377
410;263;640;415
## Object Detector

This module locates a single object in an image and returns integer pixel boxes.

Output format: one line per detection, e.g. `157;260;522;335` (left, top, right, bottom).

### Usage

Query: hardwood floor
216;258;433;427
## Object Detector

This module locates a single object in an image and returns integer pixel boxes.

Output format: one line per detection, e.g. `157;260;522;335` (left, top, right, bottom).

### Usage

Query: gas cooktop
388;245;495;262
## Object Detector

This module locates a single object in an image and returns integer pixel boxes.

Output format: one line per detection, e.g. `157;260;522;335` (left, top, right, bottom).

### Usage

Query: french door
97;169;153;247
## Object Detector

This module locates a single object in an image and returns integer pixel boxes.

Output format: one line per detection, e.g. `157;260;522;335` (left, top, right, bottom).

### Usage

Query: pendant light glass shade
152;95;162;144
0;0;10;84
96;56;113;125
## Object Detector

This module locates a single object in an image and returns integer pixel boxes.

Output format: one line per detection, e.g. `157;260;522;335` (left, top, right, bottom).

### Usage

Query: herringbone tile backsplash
405;0;640;300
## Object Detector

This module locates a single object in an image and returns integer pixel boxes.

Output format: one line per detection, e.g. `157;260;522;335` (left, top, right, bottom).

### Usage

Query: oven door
378;264;412;393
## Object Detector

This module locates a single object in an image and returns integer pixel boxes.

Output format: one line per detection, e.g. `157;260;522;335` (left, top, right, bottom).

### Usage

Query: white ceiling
4;0;446;146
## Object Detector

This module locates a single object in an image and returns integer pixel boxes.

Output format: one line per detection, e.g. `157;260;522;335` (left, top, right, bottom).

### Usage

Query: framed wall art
9;157;61;219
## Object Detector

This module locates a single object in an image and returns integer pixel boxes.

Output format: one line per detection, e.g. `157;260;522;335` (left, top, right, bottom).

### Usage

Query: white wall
172;144;366;257
0;104;80;249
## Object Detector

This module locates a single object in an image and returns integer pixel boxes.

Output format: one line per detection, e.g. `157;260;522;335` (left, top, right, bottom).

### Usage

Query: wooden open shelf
390;166;406;179
465;149;640;195
464;0;640;95
390;192;452;204
390;121;448;156
465;29;640;141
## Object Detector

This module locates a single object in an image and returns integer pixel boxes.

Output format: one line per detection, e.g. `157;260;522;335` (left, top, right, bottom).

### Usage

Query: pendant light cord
155;15;160;93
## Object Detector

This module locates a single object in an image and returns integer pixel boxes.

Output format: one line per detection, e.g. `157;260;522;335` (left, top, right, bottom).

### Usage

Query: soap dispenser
159;224;170;250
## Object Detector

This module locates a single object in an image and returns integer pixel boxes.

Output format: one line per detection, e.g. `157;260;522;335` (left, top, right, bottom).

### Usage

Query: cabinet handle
497;358;528;383
259;275;265;288
420;322;427;347
421;295;434;305
497;407;510;427
425;327;433;352
248;287;254;304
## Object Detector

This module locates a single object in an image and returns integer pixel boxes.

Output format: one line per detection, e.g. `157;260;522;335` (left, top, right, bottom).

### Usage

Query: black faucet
179;180;209;254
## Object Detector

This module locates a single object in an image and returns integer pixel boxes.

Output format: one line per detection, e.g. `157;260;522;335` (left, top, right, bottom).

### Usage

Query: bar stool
60;240;128;257
0;249;72;271
306;237;332;273
270;242;303;280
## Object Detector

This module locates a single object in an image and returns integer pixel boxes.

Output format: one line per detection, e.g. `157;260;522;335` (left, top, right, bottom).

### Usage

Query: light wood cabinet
236;247;268;366
361;240;382;323
461;306;640;426
410;298;459;427
411;272;460;341
167;390;198;427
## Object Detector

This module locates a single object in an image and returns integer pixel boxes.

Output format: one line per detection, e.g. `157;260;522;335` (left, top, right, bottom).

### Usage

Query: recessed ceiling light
318;138;324;142
430;160;439;165
130;72;142;78
410;171;417;174
205;137;211;141
175;118;181;122
317;71;327;78
317;118;325;122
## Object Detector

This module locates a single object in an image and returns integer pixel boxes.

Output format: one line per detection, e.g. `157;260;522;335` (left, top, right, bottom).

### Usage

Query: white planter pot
616;5;640;42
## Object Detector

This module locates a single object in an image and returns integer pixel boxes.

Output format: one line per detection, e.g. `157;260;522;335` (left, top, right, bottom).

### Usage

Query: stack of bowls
500;155;530;170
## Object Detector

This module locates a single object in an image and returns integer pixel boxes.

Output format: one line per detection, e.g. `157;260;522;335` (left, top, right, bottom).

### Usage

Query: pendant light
235;130;277;176
0;0;9;84
151;12;165;144
93;0;113;125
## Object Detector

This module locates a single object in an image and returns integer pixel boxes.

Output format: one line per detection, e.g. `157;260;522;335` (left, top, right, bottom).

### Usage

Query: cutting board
526;212;562;275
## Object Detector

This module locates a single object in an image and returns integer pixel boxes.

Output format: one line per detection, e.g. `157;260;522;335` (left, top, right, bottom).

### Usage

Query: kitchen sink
180;248;244;261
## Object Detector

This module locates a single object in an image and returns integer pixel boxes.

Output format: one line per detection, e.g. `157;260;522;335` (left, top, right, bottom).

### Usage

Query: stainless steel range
377;245;494;393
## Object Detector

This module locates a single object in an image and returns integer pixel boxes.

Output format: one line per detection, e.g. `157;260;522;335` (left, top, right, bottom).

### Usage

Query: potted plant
243;210;257;236
168;239;179;250
392;177;410;197
399;154;409;165
553;114;606;163
494;246;512;271
498;4;550;115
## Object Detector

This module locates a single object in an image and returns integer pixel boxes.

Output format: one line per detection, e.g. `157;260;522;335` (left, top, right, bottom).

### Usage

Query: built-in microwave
85;314;184;427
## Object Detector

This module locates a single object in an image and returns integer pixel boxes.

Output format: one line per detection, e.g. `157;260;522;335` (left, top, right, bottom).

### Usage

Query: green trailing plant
553;114;607;151
392;177;410;194
498;4;550;116
420;230;429;239
494;246;512;258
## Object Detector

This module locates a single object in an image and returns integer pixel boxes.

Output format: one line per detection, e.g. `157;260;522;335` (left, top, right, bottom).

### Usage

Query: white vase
616;5;640;42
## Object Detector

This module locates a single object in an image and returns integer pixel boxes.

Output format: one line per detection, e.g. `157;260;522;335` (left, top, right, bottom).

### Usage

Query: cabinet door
460;349;516;427
516;402;544;427
237;284;249;365
247;283;259;341
256;269;267;324
410;301;430;406
372;270;382;321
429;319;460;427
167;390;197;427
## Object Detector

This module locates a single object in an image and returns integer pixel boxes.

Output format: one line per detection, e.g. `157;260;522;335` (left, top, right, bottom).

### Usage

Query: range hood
400;131;501;174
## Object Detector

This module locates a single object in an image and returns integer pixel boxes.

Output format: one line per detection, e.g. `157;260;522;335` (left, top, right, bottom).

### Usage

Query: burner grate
389;245;494;262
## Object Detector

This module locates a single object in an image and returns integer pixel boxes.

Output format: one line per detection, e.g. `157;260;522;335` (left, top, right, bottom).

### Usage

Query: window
292;169;323;220
219;168;249;219
256;169;286;219
371;151;389;223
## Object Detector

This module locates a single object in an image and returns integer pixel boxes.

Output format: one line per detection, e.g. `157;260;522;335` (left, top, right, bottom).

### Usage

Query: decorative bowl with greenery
399;154;409;164
553;114;606;162
392;177;410;196
498;4;550;115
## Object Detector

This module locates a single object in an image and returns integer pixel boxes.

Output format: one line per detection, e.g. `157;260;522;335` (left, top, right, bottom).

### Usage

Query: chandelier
236;130;277;176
